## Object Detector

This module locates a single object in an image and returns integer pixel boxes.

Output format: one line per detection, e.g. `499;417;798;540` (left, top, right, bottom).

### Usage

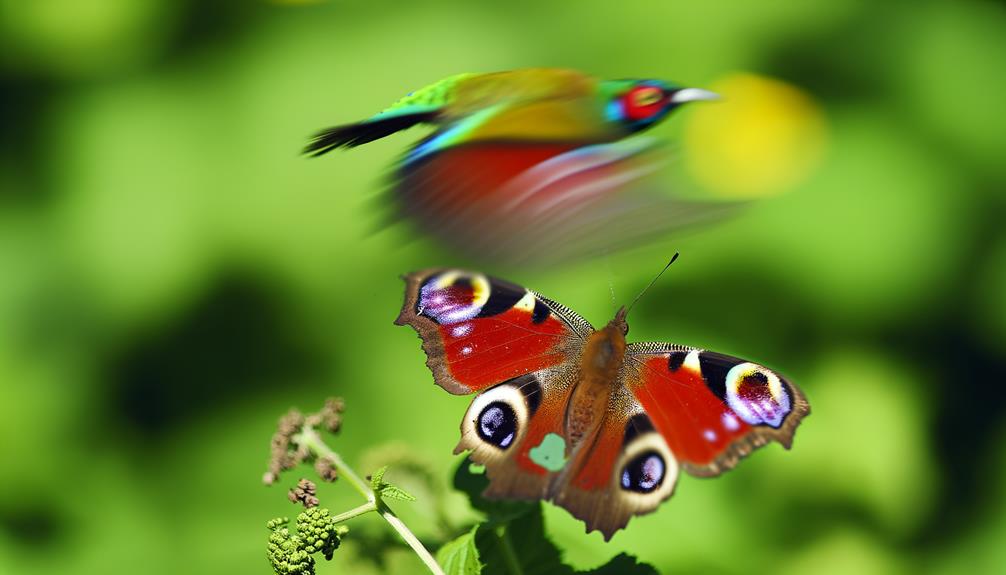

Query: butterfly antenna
624;252;679;320
604;256;618;312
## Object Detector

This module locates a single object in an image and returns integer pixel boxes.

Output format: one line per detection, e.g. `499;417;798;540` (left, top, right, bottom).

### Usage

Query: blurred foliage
0;0;1004;573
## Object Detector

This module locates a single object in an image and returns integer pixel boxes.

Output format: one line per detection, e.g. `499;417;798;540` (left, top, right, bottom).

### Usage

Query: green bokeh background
1;1;1004;573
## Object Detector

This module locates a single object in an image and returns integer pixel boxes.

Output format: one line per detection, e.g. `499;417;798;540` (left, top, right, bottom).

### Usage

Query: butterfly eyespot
418;272;491;324
458;379;537;454
620;451;665;493
477;401;518;449
724;363;792;428
610;423;679;508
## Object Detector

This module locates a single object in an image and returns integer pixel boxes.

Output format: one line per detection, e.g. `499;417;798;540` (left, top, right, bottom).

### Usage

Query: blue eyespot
477;402;517;449
620;452;665;493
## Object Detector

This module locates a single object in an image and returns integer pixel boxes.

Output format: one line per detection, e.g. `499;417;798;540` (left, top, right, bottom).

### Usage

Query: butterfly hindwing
624;343;809;476
451;343;681;542
455;368;577;501
552;388;679;540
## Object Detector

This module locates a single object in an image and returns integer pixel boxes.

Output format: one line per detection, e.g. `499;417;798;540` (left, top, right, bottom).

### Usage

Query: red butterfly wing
625;343;809;476
396;269;593;500
395;269;592;394
552;387;680;540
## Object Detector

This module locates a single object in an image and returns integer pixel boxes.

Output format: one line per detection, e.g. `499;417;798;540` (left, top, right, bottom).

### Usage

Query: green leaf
475;511;658;575
475;506;572;575
380;483;417;502
454;457;656;575
370;466;388;491
370;465;417;501
437;526;482;575
579;553;659;575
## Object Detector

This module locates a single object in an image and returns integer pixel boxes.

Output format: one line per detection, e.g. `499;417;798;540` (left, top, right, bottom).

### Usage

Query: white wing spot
683;350;702;372
514;291;536;312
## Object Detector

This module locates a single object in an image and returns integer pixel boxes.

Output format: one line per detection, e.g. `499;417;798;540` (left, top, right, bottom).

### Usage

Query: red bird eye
623;86;666;120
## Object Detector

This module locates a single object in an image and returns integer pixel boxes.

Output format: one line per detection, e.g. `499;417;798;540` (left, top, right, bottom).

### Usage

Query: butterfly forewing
624;343;809;476
395;269;591;394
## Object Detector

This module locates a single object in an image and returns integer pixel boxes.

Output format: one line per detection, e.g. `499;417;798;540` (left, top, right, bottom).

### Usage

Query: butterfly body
397;269;809;539
565;316;626;448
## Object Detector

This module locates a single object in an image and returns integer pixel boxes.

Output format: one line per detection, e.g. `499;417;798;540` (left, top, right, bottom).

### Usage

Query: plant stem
294;426;446;575
330;501;376;524
496;525;524;575
295;428;373;501
379;503;446;575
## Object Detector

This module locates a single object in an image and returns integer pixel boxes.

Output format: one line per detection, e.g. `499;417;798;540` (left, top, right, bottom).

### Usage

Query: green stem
294;427;445;575
330;501;376;524
379;503;446;575
496;525;524;575
295;428;373;501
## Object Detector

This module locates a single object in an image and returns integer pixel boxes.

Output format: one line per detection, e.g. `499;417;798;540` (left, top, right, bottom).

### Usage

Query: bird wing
391;137;743;265
305;69;605;157
446;68;598;116
403;69;620;163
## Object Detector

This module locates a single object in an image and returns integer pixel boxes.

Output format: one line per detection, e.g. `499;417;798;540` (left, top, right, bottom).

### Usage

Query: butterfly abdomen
565;324;627;447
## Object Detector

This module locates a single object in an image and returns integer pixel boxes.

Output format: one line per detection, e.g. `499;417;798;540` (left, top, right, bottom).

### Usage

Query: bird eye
631;87;662;108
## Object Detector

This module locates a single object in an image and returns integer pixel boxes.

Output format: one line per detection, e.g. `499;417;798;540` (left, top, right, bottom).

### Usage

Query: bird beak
669;88;720;104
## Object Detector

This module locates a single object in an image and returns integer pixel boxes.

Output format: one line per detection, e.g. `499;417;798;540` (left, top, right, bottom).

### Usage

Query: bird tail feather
304;108;439;157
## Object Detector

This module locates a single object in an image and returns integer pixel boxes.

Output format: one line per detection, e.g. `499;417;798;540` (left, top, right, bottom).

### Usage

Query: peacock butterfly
395;268;809;539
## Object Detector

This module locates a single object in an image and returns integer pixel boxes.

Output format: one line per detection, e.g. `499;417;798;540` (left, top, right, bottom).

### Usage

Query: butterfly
395;268;809;539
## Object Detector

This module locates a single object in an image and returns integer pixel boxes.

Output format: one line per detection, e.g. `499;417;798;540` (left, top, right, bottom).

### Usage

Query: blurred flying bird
305;68;730;264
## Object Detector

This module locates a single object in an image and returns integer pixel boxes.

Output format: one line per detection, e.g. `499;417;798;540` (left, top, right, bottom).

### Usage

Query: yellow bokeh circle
684;73;827;199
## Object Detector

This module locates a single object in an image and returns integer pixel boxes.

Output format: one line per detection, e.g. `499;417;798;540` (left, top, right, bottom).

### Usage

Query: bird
305;68;728;264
